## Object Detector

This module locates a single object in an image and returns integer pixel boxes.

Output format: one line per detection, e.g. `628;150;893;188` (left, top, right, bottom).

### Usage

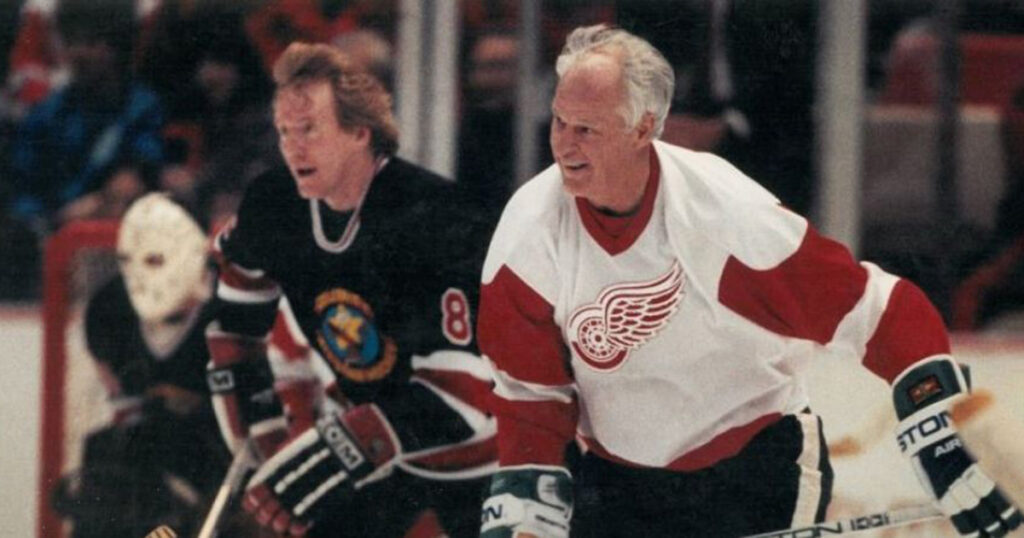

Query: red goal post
38;219;119;538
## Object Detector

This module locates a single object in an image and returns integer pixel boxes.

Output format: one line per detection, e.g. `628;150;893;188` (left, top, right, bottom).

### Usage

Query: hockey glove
481;465;573;538
894;356;1022;537
206;323;287;458
242;404;400;536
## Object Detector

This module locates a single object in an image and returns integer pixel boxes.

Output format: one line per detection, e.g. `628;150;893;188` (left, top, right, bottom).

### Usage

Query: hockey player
206;42;496;537
478;25;1022;538
53;193;227;537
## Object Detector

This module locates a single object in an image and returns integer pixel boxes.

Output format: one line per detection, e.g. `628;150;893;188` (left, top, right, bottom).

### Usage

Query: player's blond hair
556;24;675;138
273;42;399;156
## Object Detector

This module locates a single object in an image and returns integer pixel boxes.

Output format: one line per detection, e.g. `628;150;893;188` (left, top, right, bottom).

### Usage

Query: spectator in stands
244;0;396;77
187;21;279;227
56;160;150;224
136;2;255;123
456;27;530;218
8;0;164;231
4;0;72;120
2;0;162;121
454;1;612;217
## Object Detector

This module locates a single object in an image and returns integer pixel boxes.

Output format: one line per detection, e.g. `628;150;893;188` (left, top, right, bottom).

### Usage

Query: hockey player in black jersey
52;193;229;537
207;42;497;537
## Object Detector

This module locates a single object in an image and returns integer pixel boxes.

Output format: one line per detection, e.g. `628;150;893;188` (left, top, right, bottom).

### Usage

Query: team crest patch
314;288;397;383
568;261;685;372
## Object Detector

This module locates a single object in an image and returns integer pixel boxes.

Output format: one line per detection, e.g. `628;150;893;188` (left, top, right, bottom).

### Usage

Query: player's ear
354;125;372;146
633;112;656;147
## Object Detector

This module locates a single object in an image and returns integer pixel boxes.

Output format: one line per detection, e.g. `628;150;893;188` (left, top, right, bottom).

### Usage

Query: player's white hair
556;24;675;138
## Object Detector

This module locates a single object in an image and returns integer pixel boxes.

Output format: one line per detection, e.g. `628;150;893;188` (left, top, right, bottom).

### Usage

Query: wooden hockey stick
743;503;944;537
952;389;1024;510
196;439;258;538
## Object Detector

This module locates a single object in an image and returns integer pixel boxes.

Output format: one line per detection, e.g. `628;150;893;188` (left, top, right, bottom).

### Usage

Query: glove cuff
206;322;267;368
481;466;573;538
339;404;401;467
312;405;400;489
892;355;966;420
250;416;289;459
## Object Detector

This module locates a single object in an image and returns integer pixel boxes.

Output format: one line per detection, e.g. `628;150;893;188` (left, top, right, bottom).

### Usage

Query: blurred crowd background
2;0;1024;332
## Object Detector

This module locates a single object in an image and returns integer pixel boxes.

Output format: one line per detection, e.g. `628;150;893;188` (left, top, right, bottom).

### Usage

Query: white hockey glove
894;356;1022;537
206;323;287;458
481;466;573;538
242;404;400;537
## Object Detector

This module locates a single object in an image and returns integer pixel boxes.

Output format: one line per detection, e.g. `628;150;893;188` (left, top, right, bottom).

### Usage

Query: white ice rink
0;306;42;538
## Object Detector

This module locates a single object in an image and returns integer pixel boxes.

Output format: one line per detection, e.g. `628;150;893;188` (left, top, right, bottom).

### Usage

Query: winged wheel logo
568;261;685;372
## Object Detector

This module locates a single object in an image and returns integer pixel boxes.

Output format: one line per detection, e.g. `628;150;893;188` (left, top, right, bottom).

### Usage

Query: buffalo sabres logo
314;288;397;383
568;261;685;372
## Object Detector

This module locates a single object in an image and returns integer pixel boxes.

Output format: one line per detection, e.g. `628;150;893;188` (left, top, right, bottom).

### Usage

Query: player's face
274;82;370;201
550;54;650;212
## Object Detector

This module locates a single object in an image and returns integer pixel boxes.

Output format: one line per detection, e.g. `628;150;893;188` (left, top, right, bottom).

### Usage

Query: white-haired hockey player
205;42;498;537
477;25;1023;538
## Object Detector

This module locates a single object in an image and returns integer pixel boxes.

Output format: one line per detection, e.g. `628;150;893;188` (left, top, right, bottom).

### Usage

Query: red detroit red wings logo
568;261;685;371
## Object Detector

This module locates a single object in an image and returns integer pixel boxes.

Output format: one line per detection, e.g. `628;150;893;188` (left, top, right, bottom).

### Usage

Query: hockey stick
196;439;258;538
141;444;255;538
743;503;944;537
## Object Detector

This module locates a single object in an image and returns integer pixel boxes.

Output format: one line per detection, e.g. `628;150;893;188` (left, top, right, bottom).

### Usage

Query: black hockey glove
894;356;1022;537
242;404;400;536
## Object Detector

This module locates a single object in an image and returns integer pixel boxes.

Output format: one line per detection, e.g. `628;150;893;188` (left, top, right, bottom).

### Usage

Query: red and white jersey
479;140;950;471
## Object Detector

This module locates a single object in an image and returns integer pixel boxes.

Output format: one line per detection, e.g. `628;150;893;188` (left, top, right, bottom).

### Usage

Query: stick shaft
197;441;257;538
743;504;943;537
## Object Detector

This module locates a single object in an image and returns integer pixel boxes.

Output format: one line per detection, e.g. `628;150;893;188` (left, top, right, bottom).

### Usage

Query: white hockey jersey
479;140;950;470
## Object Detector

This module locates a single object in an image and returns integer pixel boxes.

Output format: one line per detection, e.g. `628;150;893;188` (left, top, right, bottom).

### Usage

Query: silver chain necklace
310;157;388;253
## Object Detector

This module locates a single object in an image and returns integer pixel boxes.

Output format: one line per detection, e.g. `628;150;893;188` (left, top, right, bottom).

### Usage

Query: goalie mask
117;193;209;322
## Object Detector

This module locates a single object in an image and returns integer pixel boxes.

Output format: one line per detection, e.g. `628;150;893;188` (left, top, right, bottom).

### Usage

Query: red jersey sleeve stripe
492;395;578;466
406;436;498;471
862;280;951;383
217;261;278;293
479;265;573;386
269;311;308;361
411;369;493;415
212;227;278;294
719;226;868;345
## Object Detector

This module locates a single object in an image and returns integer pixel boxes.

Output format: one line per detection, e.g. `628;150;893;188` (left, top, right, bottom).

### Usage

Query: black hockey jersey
82;275;229;503
86;275;215;397
213;157;497;479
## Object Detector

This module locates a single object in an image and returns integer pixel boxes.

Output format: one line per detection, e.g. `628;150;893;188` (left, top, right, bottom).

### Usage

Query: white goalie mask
117;193;209;322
